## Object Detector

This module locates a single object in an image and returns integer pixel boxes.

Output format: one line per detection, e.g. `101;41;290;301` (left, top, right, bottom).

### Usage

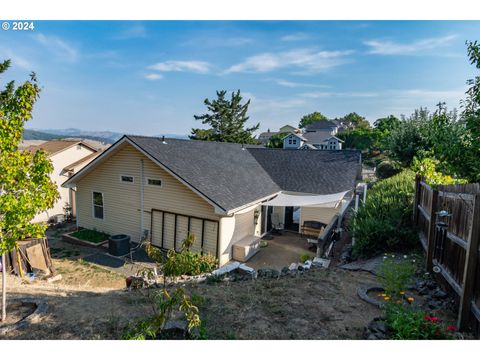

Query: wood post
425;188;439;272
458;194;480;331
413;175;421;224
1;252;6;322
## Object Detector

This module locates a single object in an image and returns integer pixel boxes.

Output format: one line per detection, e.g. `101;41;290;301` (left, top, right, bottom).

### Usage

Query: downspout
140;159;145;242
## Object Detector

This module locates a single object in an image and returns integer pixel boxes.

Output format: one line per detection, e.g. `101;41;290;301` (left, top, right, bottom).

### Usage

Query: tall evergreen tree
190;90;259;144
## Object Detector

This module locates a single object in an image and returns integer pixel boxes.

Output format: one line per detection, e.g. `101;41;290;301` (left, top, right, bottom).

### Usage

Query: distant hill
24;128;189;143
23;129;62;141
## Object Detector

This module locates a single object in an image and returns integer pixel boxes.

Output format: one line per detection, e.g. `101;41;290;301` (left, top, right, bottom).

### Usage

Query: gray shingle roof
302;130;333;144
248;148;361;195
69;135;361;213
304;120;338;131
127;136;281;212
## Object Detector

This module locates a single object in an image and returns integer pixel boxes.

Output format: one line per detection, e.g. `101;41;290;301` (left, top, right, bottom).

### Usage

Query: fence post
425;188;438;272
458;194;480;331
413;175;421;224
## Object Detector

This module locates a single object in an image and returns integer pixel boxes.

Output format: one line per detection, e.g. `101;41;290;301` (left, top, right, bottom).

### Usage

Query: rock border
0;298;49;336
357;285;385;308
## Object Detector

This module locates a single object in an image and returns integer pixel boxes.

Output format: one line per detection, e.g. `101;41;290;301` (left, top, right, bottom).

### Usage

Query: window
288;139;292;144
147;178;162;186
120;175;134;183
292;139;297;144
93;192;104;219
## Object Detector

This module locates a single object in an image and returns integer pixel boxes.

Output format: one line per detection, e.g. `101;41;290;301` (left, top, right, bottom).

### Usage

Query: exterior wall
272;206;285;228
75;142;219;246
283;134;303;149
32;144;95;223
299;206;339;229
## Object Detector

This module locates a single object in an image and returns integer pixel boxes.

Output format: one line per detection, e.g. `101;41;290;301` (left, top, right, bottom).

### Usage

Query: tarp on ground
262;191;350;208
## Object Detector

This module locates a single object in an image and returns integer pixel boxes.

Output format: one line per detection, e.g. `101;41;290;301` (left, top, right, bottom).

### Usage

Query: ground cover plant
71;228;110;243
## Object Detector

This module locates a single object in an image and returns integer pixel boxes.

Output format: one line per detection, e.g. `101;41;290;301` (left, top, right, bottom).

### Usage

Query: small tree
298;111;328;129
343;112;371;129
190;90;259;144
266;132;288;148
0;60;59;321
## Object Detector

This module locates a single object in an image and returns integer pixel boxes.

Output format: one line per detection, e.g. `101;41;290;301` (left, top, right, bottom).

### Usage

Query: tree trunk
1;252;6;322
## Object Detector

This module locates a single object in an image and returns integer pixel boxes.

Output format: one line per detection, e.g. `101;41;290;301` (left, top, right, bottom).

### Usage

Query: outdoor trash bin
109;234;131;256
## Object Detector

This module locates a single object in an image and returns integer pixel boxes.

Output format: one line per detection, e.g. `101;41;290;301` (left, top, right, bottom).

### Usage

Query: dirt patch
0;301;36;326
186;268;381;339
1;267;381;340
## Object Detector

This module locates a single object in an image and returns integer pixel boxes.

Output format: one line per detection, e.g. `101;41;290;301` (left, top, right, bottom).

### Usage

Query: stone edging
357;285;385;308
0;299;49;336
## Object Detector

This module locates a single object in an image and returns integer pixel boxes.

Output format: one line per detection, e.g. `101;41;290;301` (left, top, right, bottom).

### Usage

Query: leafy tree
374;115;400;134
190;90;259;144
337;128;381;152
460;40;480;181
298;111;328;129
266;132;288;148
0;60;59;321
343;112;371;129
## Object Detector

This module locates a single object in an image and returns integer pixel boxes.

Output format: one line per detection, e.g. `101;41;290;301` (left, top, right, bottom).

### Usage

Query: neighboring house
304;120;339;135
63;135;361;266
279;124;300;133
283;131;344;150
257;124;300;145
26;140;100;223
282;133;307;149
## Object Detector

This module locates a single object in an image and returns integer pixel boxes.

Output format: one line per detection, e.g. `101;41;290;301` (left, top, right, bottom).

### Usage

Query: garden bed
62;229;110;248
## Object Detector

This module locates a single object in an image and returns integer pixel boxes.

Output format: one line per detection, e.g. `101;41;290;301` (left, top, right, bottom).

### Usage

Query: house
62;135;361;266
257;124;300;145
282;133;307;149
26;140;100;223
304;120;339;135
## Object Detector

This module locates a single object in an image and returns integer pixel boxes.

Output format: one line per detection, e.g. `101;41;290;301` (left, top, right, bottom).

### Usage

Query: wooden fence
413;177;480;335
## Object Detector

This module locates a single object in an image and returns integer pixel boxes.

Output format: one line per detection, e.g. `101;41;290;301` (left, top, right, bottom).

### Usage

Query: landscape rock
426;280;437;290
257;268;280;279
288;263;298;271
432;289;448;300
281;267;290;276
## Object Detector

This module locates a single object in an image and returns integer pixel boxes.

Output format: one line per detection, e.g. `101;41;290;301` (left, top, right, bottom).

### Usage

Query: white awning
262;191;350;208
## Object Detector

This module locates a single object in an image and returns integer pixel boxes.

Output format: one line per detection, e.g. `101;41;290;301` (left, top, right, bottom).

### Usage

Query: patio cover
262;191;350;208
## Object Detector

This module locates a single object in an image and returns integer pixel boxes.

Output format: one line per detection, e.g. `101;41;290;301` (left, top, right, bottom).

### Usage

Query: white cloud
364;35;456;55
148;60;211;74
113;24;147;40
34;34;78;62
280;32;309;42
144;73;164;81
224;48;353;74
0;48;33;70
272;78;329;88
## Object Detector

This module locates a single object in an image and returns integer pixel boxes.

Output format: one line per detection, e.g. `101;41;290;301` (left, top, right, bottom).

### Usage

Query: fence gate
150;209;219;256
413;177;480;335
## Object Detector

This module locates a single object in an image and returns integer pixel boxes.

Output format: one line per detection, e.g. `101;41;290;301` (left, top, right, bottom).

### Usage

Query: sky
1;20;479;136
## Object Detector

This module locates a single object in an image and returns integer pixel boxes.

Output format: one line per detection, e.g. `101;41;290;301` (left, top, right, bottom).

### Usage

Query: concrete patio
246;231;316;270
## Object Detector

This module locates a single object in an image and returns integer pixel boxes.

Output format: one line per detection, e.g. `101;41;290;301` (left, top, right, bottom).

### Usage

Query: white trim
226;191;281;216
92;190;104;220
119;174;134;183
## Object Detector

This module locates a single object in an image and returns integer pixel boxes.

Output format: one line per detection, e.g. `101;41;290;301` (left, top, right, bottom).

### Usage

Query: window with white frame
147;178;162;186
93;191;104;219
120;175;134;183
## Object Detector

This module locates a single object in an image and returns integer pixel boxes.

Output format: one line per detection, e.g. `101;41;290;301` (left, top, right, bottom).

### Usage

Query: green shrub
352;170;418;258
123;288;201;340
71;228;110;243
376;160;401;179
378;255;417;299
384;302;456;340
163;250;217;277
299;253;312;263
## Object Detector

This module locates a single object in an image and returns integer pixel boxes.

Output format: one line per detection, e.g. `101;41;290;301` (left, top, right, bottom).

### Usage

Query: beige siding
76;142;219;245
232;210;255;243
299;206;339;228
33;144;95;223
